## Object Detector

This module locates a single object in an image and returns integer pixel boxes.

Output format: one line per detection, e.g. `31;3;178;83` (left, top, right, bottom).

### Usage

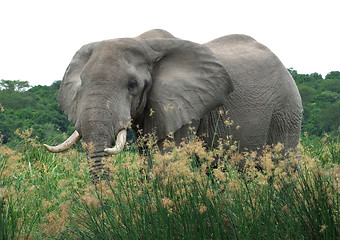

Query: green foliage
289;68;340;137
288;68;323;87
319;78;340;93
298;84;316;105
319;101;340;134
0;79;30;92
325;71;340;80
0;80;73;145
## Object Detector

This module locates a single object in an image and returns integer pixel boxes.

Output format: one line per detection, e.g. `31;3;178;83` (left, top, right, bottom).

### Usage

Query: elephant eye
128;80;138;91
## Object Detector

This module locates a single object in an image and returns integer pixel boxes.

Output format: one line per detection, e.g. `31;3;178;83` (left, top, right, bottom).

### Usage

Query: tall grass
0;129;90;239
301;133;339;165
0;129;339;239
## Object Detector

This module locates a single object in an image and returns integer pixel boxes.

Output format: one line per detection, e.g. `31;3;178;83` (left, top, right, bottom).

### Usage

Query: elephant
44;29;302;182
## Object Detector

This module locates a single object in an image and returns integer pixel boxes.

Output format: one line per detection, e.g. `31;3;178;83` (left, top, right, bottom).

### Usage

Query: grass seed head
199;204;207;214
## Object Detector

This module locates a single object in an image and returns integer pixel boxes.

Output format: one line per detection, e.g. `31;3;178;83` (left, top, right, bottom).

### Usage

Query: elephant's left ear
58;42;98;124
142;39;233;140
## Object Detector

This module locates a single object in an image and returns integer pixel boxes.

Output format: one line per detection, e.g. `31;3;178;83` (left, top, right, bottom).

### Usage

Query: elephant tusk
43;130;81;153
104;129;127;155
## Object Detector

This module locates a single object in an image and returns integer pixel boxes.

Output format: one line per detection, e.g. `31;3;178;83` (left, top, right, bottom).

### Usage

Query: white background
1;0;339;86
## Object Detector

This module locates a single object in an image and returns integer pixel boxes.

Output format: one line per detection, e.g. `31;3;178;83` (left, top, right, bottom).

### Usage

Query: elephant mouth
43;128;127;155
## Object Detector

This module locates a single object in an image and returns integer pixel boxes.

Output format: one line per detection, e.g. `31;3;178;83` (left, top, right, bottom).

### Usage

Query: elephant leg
227;107;272;153
267;108;302;151
196;106;271;171
197;106;273;154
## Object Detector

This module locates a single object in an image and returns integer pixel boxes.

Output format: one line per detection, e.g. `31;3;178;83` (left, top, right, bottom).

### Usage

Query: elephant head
44;34;233;182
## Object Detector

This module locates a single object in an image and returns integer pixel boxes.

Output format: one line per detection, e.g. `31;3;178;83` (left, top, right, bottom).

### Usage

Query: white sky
0;0;339;86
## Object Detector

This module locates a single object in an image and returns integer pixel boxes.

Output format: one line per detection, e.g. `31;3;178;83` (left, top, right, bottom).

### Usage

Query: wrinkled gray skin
56;29;302;182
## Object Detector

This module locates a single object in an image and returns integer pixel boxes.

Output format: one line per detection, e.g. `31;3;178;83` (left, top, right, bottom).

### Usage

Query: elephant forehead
80;57;127;83
83;42;147;74
96;39;148;60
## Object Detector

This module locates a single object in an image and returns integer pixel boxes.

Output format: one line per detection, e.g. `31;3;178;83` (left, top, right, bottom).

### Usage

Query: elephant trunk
81;123;113;183
87;148;110;183
84;128;127;183
80;103;130;183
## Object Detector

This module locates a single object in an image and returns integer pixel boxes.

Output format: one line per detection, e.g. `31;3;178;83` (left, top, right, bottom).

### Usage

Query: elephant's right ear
58;42;98;124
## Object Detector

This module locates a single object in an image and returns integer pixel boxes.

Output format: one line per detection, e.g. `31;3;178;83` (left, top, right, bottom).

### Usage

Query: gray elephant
44;29;302;182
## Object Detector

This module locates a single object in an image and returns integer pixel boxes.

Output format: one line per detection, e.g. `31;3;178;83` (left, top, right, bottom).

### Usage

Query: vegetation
288;69;340;136
0;80;74;147
0;70;339;239
0;128;339;239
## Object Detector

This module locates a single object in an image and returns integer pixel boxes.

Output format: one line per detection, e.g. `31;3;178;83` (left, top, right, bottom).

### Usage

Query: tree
309;72;323;81
318;100;340;133
320;79;340;93
0;80;73;145
287;68;322;86
291;69;340;137
0;80;30;91
298;84;316;106
325;71;340;80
